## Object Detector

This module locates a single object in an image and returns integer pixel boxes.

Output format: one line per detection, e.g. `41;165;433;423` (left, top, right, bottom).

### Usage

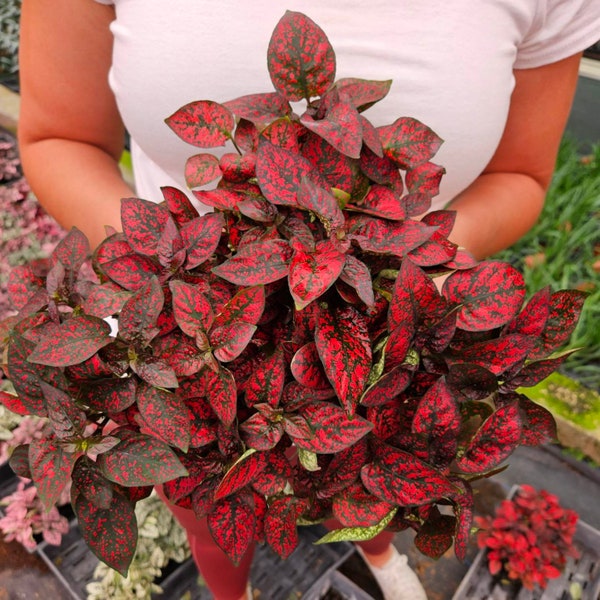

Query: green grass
493;137;600;389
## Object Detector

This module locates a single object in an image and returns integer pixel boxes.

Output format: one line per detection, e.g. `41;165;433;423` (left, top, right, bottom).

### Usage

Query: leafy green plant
0;11;585;576
0;0;21;78
494;139;600;388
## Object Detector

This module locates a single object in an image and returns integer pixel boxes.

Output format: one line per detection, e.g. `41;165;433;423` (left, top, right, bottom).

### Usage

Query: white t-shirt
94;0;600;212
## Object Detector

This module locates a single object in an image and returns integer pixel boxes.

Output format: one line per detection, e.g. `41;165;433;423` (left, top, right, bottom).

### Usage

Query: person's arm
18;0;133;249
446;53;583;260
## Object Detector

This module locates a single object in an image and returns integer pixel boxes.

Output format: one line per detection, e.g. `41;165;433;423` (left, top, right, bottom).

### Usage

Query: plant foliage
0;11;585;573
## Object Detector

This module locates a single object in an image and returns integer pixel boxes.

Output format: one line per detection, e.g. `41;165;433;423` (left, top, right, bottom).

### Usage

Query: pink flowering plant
475;485;580;590
0;12;586;575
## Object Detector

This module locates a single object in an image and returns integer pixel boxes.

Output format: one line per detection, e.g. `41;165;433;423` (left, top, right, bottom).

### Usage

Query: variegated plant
0;11;586;575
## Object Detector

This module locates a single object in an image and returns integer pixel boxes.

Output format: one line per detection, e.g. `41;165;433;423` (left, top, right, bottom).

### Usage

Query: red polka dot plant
0;11;586;575
475;485;580;590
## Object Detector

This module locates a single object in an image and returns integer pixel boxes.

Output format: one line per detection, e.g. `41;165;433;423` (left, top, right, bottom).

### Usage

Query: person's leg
155;486;254;600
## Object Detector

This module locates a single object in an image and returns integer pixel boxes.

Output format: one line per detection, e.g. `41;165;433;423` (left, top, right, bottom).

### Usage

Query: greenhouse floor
0;444;598;600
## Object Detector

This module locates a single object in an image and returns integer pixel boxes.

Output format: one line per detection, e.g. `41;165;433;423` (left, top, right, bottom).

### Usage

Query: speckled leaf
316;508;397;544
289;239;346;310
504;351;577;390
346;216;436;257
208;493;255;565
291;342;332;390
361;442;455;505
405;161;445;197
165;100;234;147
72;456;114;510
456;402;522;473
83;283;131;319
384;321;415;369
514;393;557;446
131;356;178;389
136;383;191;452
265;496;306;559
359;147;403;188
97;430;188;486
224;92;291;128
161;186;199;226
505;286;550;338
339;255;374;307
240;412;284;450
450;477;474;560
192;188;241;211
267;11;335;102
244;346;286;407
332;481;395;527
446;363;498;401
7;264;46;310
28;316;112;367
120;197;169;257
335;78;392;112
261;118;301;151
412;377;460;442
203;367;237;426
118;276;163;345
256;140;327;206
212;239;292;285
317;437;368;499
80;377;137;413
296;178;345;232
169;279;214;338
215;450;269;500
29;437;75;511
361;366;412;407
8;444;32;478
213;286;265;329
407;230;457;267
234;119;260;153
0;390;29;416
211;322;257;362
414;510;455;559
379;117;443;169
530;290;587;359
359;115;384;157
74;487;137;576
315;306;371;414
294;401;372;453
301;99;363;159
184;396;218;447
452;334;534;376
185;153;222;188
40;381;87;440
443;262;526;331
349;185;405;221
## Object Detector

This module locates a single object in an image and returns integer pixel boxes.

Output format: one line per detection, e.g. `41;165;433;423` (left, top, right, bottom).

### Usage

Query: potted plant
0;11;587;578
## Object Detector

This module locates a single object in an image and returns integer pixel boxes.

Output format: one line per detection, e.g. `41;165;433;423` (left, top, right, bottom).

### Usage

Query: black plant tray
0;461;19;504
36;518;375;600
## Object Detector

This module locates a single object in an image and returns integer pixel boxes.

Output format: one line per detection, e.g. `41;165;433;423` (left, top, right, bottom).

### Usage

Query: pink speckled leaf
210;322;257;362
335;78;392;112
412;377;460;442
296;178;345;232
203;367;237;426
118;276;163;345
348;185;406;221
405;161;445;197
180;212;224;270
161;186;199;226
169;279;214;338
244;346;286;407
215;451;269;500
224;92;291;128
339;255;374;307
267;11;335;102
120;197;169;257
185;153;222;188
213;285;266;329
165;100;234;147
332;481;395;527
265;495;307;559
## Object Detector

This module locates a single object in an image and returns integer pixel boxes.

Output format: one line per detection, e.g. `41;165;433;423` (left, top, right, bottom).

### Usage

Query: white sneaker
356;546;428;600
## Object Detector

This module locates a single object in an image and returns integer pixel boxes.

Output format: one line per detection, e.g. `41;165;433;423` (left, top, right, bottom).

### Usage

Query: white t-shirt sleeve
515;0;600;68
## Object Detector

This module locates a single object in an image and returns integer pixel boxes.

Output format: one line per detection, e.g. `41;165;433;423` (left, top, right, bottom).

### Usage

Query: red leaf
7;264;46;310
456;402;522;473
0;390;30;416
412;377;461;442
219;152;256;182
359;147;403;187
169;279;214;338
447;363;498;401
120;197;169;257
165;100;234;147
251;450;293;496
289;239;346;309
405;161;445;197
234;119;259;153
51;227;91;277
339;255;375;307
256;140;328;206
213;285;266;329
192;188;241;211
28;316;112;367
361;367;413;407
264;496;306;559
414;510;455;559
407;230;457;267
244;346;286;407
294;401;372;453
97;430;188;486
296;178;345;232
184;153;221;188
301;98;363;159
361;442;456;505
332;481;395;527
379;117;443;169
184;396;218;448
203;367;237;426
346;216;436;257
260;118;301;151
450;478;474;561
240;412;284;450
136;383;192;452
74;488;137;576
210;322;257;362
267;11;335;102
83;283;130;319
348;185;406;221
212;239;292;285
29;437;75;510
335;78;392;112
317;438;369;499
504;351;577;390
443;262;526;331
207;494;255;565
161;186;199;226
514;393;557;446
72;456;115;510
118;276;163;345
224;92;291;128
291;342;332;390
215;451;269;500
41;381;87;440
131;356;178;389
315;306;372;414
79;377;137;414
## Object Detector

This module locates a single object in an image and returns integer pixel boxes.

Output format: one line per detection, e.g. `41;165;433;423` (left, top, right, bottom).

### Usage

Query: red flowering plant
0;11;587;576
475;485;580;590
